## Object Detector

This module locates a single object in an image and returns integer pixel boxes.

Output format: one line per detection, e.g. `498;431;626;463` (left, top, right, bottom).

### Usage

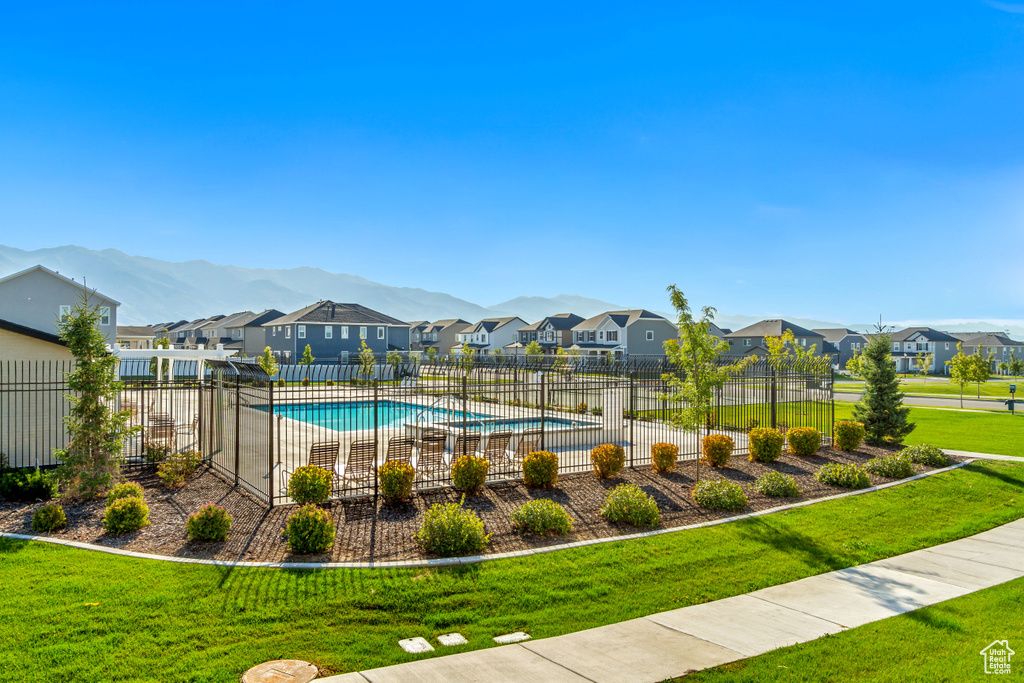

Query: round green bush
511;499;574;536
864;454;915;479
415;497;490;556
186;504;232;542
600;483;660;527
288;464;332;505
815;463;870;489
157;450;203;488
901;444;951;467
834;420;866;451
702;434;734;467
285;504;335;554
651;442;679;473
693;479;748;510
106;482;144;507
32;503;67;532
591;444;625;479
0;468;58;502
751;471;800;498
523;450;559;488
379;461;415;502
786;427;821;457
103;497;151;535
451;454;489;494
747;428;784;463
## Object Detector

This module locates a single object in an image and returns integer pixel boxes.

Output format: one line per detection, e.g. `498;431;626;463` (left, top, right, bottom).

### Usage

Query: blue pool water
261;400;595;433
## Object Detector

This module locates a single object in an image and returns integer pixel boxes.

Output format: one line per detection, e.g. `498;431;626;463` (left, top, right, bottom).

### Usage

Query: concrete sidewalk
318;518;1024;683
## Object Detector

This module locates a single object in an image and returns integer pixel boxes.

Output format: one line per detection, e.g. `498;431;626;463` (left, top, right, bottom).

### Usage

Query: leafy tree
845;348;862;377
299;344;315;366
386;349;403;379
946;342;973;408
407;350;422;373
358;339;376;382
852;333;915;445
55;291;137;499
492;347;504;364
553;347;570;375
524;340;543;360
998;361;1009;376
425;346;437;364
661;286;753;473
1009;351;1024;379
765;329;818;370
257;346;279;378
149;335;171;377
969;344;993;398
915;352;933;377
459;342;475;374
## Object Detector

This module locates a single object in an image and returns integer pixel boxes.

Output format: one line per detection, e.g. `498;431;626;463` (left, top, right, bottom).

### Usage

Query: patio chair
505;429;543;470
144;424;177;452
340;439;378;491
385;436;415;465
451;431;481;460
279;441;341;495
176;414;199;446
416;430;449;480
481;431;513;470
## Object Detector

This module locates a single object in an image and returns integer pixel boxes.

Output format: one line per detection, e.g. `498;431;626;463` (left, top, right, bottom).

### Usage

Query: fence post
197;378;205;461
268;378;275;509
770;366;778;430
539;371;545;451
373;378;379;504
233;375;240;487
629;371;635;469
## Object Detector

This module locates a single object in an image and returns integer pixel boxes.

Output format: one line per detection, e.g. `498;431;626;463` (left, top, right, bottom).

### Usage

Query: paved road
835;389;1016;412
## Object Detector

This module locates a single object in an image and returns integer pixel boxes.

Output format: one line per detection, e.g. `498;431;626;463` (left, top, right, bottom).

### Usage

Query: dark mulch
0;445;964;563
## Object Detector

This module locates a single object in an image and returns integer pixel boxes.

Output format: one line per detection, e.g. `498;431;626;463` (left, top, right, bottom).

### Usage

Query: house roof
949;332;1023;346
0;264;121;305
812;328;865;343
267;301;407;327
0;317;67;347
570;342;624;350
465;317;523;334
519;313;584;332
573;309;667;330
206;311;256;329
725;319;823;339
890;327;959;342
228;309;284;328
116;326;154;337
425;319;470;334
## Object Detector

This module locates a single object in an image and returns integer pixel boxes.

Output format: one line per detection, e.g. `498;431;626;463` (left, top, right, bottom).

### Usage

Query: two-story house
570;309;677;357
724;320;828;359
264;301;410;363
116;326;157;349
222;309;285;357
512;313;585;354
814;328;870;369
0;265;120;349
887;327;960;374
453;317;526;355
949;332;1024;372
412;319;470;355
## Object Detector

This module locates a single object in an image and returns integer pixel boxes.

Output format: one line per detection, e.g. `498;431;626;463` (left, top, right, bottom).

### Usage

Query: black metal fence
0;355;833;506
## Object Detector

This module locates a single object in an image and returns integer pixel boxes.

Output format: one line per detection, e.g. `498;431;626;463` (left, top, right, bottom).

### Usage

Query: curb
1;460;974;570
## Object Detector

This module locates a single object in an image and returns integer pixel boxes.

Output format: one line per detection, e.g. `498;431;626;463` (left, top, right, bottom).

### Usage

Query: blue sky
2;2;1024;324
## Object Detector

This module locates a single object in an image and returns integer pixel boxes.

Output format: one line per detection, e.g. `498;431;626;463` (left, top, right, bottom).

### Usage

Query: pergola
107;343;238;381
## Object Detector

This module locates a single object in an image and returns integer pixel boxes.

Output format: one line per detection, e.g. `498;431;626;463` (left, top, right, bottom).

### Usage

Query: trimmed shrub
103;497;150;534
0;468;58;502
651;442;679;473
751;471;800;498
276;378;286;387
702;434;734;467
301;377;311;387
288;465;332;505
523;450;559;488
415;497;490;556
157;450;203;489
864;454;915;479
511;499;573;536
186;504;232;542
379;461;415;502
747;427;785;463
901;444;951;468
325;379;335;386
693;479;748;510
600;483;660;527
834;421;866;451
591;443;625;479
32;503;67;532
285;504;335;554
787;427;822;457
816;463;870;489
143;443;172;465
106;482;143;507
451;454;489;494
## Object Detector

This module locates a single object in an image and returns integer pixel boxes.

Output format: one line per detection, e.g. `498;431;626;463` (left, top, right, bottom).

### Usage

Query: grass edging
1;460;972;570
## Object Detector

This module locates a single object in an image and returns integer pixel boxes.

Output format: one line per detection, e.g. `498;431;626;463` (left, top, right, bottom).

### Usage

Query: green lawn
681;576;1024;682
1;462;1022;682
835;380;1020;399
834;402;1024;458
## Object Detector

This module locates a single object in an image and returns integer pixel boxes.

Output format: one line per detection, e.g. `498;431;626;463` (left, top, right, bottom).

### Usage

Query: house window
325;326;332;339
607;330;618;342
377;327;385;340
413;333;419;341
598;331;604;341
744;338;751;347
341;326;349;339
893;343;899;351
359;326;367;339
297;325;306;339
59;305;71;320
340;351;349;363
285;327;291;339
272;328;276;337
99;307;110;325
646;330;654;341
945;342;950;350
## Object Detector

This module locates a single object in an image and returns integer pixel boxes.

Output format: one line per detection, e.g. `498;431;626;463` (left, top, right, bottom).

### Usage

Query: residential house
949;332;1024;372
454;317;527;355
814;328;870;370
511;313;585;354
887;327;960;374
570;309;677;356
0;265;119;347
116;326;156;349
412;319;470;355
0;317;73;362
724;320;829;360
264;301;410;363
223;309;285;357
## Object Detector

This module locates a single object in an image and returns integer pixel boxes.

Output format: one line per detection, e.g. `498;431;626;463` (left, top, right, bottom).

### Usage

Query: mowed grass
1;462;1023;682
681;576;1024;682
834;402;1024;458
835;379;1020;399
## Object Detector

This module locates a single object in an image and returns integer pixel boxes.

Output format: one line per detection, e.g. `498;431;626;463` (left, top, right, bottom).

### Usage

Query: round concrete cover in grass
242;660;318;683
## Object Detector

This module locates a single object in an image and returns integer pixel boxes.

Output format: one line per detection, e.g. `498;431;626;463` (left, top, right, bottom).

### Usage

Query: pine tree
852;333;915;445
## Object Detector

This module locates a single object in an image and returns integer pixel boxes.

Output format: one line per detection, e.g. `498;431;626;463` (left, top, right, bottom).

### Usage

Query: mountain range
2;245;1023;338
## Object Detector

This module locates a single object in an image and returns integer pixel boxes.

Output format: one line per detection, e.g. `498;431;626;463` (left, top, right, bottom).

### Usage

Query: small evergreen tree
257;346;278;378
55;291;137;498
853;333;914;445
299;344;315;366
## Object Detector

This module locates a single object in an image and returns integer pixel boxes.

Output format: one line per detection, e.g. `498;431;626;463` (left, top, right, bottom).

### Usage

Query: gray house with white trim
570;309;676;356
264;301;410;363
0;265;119;346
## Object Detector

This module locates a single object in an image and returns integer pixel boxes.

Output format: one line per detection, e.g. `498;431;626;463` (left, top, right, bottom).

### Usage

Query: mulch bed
0;445;965;564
